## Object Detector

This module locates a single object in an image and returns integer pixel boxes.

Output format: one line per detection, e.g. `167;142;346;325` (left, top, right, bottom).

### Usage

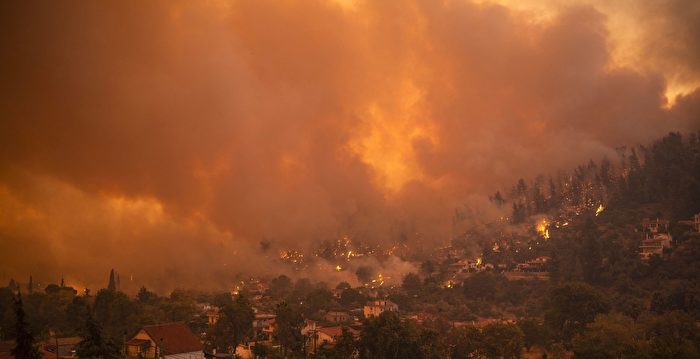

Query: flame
595;204;605;216
536;219;550;239
335;265;342;271
475;257;482;266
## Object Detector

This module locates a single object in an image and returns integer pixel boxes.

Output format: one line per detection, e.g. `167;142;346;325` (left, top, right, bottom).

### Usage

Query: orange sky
0;0;698;291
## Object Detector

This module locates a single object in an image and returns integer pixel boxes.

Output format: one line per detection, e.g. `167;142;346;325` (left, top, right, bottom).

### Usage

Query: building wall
317;332;336;345
164;351;205;359
127;330;157;358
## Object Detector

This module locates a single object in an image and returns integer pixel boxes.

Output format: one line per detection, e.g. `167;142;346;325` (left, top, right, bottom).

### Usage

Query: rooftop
141;323;202;355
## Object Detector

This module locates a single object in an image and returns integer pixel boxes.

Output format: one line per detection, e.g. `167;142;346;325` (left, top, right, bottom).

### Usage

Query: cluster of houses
448;256;551;275
0;298;400;359
203;299;399;357
638;214;700;260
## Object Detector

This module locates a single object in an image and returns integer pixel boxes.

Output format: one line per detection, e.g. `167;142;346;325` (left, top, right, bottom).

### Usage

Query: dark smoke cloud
638;0;700;85
0;0;698;291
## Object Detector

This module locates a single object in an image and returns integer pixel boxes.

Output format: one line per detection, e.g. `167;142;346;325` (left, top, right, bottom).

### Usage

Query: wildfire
595;204;605;216
536;219;550;239
368;273;386;288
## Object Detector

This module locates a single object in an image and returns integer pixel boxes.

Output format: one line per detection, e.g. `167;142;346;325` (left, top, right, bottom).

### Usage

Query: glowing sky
0;0;698;291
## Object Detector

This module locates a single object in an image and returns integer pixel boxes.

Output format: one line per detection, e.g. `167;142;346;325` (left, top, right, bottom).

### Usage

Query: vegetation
11;293;42;359
1;132;699;358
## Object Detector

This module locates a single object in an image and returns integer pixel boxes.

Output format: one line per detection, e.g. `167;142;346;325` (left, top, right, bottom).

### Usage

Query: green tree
107;269;116;291
269;275;292;298
580;217;603;284
638;311;699;358
11;293;42;359
318;327;357;359
571;312;640;358
481;322;524;359
251;342;270;358
545;282;610;342
136;287;157;304
209;295;254;353
273;301;304;356
94;288;138;341
75;311;121;359
517;318;549;351
65;296;90;335
358;311;430;359
162;289;197;324
340;288;365;308
337;327;358;358
401;273;422;294
447;326;483;359
420;261;436;277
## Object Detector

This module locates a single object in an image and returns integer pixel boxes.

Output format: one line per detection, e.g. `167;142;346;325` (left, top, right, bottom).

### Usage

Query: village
3;210;698;359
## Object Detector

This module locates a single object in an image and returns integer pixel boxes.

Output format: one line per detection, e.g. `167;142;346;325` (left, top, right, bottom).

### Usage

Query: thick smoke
0;0;698;292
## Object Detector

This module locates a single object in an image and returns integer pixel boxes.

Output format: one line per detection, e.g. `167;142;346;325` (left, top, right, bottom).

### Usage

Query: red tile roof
142;323;202;355
318;326;360;338
318;326;343;338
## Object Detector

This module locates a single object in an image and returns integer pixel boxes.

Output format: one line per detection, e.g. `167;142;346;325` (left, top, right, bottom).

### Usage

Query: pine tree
28;276;33;295
107;269;116;291
273;301;304;356
11;293;42;359
75;311;120;359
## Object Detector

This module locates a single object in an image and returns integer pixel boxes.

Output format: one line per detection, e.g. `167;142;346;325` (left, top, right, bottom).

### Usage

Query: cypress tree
107;270;116;291
28;275;33;295
11;293;42;359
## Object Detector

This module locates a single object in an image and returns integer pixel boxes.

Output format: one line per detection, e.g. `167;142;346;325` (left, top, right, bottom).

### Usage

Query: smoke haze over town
1;0;699;292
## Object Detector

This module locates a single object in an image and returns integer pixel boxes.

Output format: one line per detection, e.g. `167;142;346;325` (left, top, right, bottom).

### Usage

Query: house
640;218;672;260
125;323;204;359
639;234;671;259
253;313;276;341
301;319;317;336
316;327;360;346
324;311;351;324
206;307;219;325
404;312;436;324
516;256;551;272
642;218;670;236
41;336;82;358
363;300;398;318
448;260;469;274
